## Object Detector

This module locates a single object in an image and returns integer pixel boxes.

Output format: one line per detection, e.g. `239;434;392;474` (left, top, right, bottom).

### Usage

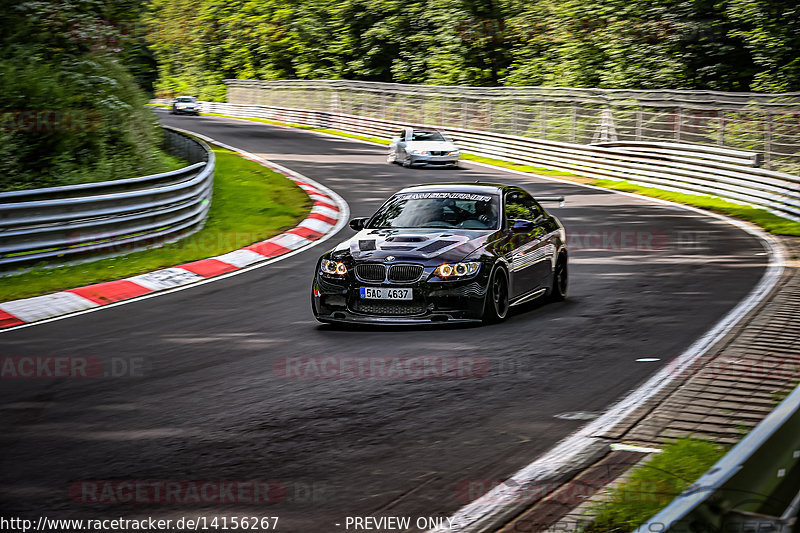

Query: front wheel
483;266;509;323
549;256;568;301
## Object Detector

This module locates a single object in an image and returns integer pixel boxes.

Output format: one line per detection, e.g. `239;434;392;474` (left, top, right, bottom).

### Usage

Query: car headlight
448;150;460;155
434;262;480;278
321;259;348;276
409;149;427;155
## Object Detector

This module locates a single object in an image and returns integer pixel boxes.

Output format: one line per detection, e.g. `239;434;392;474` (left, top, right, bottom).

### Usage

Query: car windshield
369;192;499;230
176;97;195;102
411;130;445;142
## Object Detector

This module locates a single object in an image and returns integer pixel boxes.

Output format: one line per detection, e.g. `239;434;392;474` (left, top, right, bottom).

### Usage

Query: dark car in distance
312;183;568;325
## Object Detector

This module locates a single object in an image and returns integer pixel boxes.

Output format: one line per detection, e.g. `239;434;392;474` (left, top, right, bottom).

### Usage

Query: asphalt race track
0;111;769;531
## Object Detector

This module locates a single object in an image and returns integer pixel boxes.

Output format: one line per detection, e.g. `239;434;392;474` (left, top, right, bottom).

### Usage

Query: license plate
360;287;413;300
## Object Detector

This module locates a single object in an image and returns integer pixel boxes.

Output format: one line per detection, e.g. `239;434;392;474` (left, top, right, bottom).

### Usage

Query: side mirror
510;219;534;233
349;217;369;231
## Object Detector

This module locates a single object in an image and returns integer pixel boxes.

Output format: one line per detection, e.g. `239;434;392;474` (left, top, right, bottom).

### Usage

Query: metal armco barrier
0;128;215;270
197;101;800;221
635;384;800;533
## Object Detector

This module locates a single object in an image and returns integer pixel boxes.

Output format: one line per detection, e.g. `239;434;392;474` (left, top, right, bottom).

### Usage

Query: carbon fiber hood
333;228;497;264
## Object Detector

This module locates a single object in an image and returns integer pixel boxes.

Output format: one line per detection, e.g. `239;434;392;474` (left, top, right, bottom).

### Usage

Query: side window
527;196;544;220
504;190;543;222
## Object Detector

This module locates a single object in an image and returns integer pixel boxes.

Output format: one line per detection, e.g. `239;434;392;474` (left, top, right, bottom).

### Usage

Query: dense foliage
0;0;173;190
144;0;800;98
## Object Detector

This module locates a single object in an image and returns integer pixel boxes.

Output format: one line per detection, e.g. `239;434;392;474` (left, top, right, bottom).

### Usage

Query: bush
0;2;176;191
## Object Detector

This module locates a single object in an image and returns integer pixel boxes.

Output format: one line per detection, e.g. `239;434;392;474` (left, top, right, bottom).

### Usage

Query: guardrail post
513;97;519;136
766;112;774;170
571;105;578;143
541;101;548;138
636;108;643;141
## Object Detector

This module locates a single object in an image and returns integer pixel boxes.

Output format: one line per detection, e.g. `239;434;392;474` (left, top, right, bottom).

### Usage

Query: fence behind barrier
189;100;800;222
223;79;800;175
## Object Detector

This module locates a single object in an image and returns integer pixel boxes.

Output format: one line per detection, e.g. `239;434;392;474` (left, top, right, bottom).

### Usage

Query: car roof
396;183;512;195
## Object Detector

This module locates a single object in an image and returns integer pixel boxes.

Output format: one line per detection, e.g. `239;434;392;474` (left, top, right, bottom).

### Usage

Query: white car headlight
321;259;347;276
434;262;480;278
409;149;427;155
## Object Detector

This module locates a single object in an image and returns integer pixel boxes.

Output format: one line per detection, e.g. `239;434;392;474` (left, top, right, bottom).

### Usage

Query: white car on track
388;127;460;168
170;96;201;116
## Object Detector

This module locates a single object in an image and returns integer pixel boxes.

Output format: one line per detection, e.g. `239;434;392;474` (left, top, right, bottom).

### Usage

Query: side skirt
510;287;547;307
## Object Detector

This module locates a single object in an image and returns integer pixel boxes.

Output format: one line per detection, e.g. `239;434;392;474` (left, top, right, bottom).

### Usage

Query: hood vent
418;240;458;253
386;236;428;243
359;240;377;251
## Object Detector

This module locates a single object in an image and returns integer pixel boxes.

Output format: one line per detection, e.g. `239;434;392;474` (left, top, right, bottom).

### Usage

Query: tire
483;266;510;323
402;156;412;168
549;255;568;301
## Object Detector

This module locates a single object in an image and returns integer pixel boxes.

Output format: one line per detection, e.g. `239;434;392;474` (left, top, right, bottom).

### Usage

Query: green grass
0;146;311;302
171;110;800;236
585;438;727;533
592;179;800;236
460;153;583;178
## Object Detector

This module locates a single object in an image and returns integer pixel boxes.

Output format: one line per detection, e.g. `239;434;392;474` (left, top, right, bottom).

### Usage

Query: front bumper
408;154;459;167
312;271;488;325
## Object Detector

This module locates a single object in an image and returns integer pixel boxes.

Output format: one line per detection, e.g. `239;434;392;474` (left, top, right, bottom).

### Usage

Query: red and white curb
0;130;349;331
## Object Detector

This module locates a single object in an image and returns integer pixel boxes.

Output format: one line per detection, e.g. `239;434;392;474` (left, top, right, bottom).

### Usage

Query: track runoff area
0;110;772;532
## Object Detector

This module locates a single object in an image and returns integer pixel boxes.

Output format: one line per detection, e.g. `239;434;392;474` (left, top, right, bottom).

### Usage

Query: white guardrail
156;99;800;223
0;127;214;270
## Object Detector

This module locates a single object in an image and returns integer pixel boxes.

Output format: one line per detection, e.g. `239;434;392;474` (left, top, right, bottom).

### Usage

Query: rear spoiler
533;196;565;207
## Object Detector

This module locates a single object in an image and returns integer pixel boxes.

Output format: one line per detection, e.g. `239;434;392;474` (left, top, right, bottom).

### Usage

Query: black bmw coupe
312;183;567;325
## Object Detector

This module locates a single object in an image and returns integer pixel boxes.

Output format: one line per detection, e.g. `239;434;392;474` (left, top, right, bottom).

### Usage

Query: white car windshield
176;97;195;102
410;130;445;142
369;193;499;229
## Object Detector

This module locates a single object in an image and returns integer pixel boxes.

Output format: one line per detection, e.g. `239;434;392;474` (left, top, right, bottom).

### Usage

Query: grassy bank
0;145;311;302
586;438;727;532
